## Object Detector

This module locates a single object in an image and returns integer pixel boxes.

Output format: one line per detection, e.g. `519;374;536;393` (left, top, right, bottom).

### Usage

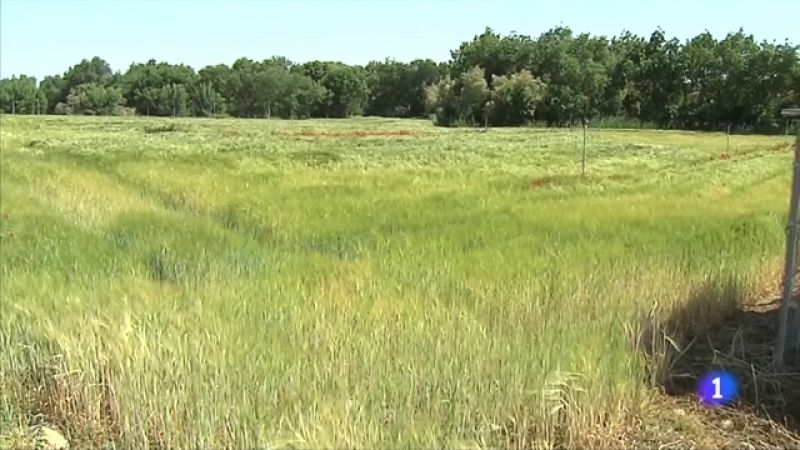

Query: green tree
190;81;226;117
529;27;580;125
64;57;113;88
450;27;536;86
638;29;684;127
0;75;38;114
571;33;613;122
607;31;647;121
457;66;490;124
198;64;234;112
408;59;445;116
319;63;368;117
424;67;489;126
63;83;126;115
121;60;196;116
424;75;457;124
366;59;413;116
366;59;444;117
283;72;327;118
490;70;546;126
161;83;190;117
38;75;67;114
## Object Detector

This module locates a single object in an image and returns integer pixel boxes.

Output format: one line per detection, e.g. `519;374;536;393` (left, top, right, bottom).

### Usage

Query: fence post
582;120;587;176
776;143;800;368
794;124;800;351
777;109;800;368
726;123;731;154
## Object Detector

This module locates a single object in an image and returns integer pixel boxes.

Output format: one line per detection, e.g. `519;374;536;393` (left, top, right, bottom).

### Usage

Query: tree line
1;27;798;131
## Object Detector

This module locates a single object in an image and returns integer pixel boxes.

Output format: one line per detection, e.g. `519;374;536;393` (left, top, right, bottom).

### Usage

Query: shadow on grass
650;278;800;433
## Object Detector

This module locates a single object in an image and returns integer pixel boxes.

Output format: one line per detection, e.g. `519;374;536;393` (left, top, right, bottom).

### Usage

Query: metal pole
726;124;731;154
794;125;800;351
776;138;800;368
582;122;587;176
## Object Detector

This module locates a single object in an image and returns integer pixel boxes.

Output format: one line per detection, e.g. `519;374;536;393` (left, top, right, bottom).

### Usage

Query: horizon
1;0;799;81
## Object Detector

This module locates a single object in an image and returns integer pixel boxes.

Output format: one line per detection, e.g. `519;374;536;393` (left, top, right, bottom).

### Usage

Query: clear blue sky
1;0;798;80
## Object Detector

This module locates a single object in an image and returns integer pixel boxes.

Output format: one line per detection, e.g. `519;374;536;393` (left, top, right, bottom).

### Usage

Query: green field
0;115;795;448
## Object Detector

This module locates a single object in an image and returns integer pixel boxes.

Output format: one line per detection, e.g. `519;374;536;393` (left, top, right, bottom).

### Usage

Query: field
0;115;798;448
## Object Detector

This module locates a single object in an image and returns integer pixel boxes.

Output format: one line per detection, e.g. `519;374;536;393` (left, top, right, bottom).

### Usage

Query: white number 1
712;377;723;399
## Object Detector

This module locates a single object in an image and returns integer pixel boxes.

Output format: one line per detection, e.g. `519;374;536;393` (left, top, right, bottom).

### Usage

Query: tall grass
0;115;792;448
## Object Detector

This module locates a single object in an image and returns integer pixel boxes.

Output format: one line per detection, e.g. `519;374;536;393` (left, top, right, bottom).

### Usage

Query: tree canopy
2;26;798;131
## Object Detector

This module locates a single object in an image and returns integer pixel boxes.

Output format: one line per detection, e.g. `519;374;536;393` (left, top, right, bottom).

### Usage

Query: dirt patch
528;173;629;189
647;288;800;448
664;298;800;428
640;394;800;449
222;128;241;138
774;142;793;151
528;174;577;189
283;129;417;138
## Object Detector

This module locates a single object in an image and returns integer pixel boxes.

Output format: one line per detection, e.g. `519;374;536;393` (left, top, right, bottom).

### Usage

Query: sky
1;0;799;80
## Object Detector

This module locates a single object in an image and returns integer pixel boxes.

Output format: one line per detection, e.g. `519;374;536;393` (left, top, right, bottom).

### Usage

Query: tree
0;75;38;114
64;83;126;115
161;83;190;117
190;81;226;117
408;59;445;116
283;72;327;118
450;27;536;86
607;31;647;120
365;58;444;117
681;31;719;129
571;33;613;122
2;26;796;128
319;63;368;117
490;70;546;126
457;66;490;124
424;67;489;126
64;57;113;88
38;75;67;114
638;29;684;127
365;59;413;116
530;27;581;125
260;66;295;118
198;64;234;112
121;60;195;116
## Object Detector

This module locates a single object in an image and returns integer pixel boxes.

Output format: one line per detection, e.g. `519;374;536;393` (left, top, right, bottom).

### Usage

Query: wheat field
0;115;794;448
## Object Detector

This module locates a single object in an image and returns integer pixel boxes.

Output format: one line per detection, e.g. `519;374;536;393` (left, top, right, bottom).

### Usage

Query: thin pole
582;122;587;176
794;124;800;350
787;120;790;143
776;136;800;368
726;124;731;154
